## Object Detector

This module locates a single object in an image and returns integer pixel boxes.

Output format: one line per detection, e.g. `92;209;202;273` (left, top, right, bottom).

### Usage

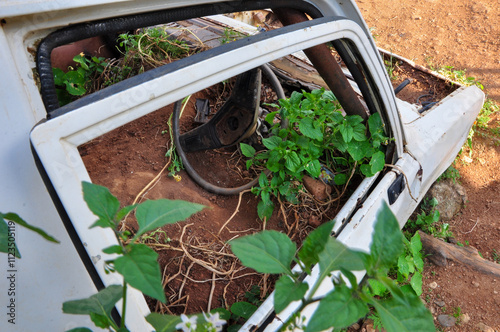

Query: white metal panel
0;27;104;331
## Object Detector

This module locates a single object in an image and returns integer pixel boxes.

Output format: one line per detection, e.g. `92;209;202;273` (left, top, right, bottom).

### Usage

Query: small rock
434;300;445;307
476;322;494;332
460;313;470;324
437;314;456;327
429;281;438;289
303;175;332;201
472;281;480;287
424;179;467;221
308;215;321;227
463;155;473;163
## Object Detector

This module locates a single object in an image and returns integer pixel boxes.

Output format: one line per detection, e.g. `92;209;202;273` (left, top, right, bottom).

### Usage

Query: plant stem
121;281;127;329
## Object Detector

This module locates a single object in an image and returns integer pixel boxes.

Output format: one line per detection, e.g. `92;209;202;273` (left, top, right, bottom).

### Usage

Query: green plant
368;313;384;331
1;213;59;258
53;53;108;106
229;202;435;331
62;182;216;331
436;165;460;183
241;89;390;220
384;55;398;81
406;198;452;239
453;306;462;320
395;232;425;295
219;27;246;44
493;249;500;264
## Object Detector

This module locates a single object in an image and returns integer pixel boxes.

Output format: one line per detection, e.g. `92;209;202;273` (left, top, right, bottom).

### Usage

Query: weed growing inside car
241;88;390;220
52;28;198;106
230;202;435;331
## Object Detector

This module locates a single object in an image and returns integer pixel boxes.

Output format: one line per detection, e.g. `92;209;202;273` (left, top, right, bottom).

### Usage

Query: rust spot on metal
1;19;6;27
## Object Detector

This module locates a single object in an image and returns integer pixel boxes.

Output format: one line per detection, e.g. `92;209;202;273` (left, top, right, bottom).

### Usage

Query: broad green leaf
304;159;321;178
53;67;66;86
262;136;282;150
146;313;181;332
334;173;347;185
264;111;278;124
360;164;374;178
414;254;424;272
231;302;257;319
347;140;372;161
298;221;334;268
257;199;274;221
369;202;404;273
368;112;383;136
318;238;365;283
299;117;323;141
410;232;423;257
63;284;122;315
397;255;410;278
306;285;368;332
285;151;301;173
82;182;120;229
133;199;205;239
370;151;385;174
339;122;354;143
351;122;367;142
66;328;93;332
410;271;423;296
230;230;296;274
371;291;435;332
240;143;256;157
0;215;21;258
211;307;231;320
114;244;166;303
64;71;86;96
274;276;308;313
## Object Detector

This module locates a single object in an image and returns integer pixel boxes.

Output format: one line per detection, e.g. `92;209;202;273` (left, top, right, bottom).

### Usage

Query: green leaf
116;204;137;221
257;198;274;221
0;216;21;258
347;140;372;161
397;255;410;278
211;307;231;320
298;221;334;268
370;151;385;174
339;122;354;143
264;111;278;124
63;284;122;316
369;202;404;273
368;112;383;137
230;230;296;274
410;271;423;296
306;285;369;332
231;302;257;319
102;245;123;255
66;328;93;332
64;71;86;96
53;67;66;86
299;117;323;141
285;151;301;173
133;199;205;240
274;276;308;313
240;143;256;157
82;182;120;229
410;232;423;257
114;244;166;303
146;313;181;332
262;136;282;150
318;238;365;283
371;292;435;332
367;278;387;297
90;312;112;329
2;212;59;244
334;173;347;185
304;159;321;178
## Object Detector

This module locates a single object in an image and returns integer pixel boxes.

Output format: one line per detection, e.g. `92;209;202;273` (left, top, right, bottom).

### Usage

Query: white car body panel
0;1;483;331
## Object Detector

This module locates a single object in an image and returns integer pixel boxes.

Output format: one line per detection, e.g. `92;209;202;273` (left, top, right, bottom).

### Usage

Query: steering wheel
172;64;285;195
